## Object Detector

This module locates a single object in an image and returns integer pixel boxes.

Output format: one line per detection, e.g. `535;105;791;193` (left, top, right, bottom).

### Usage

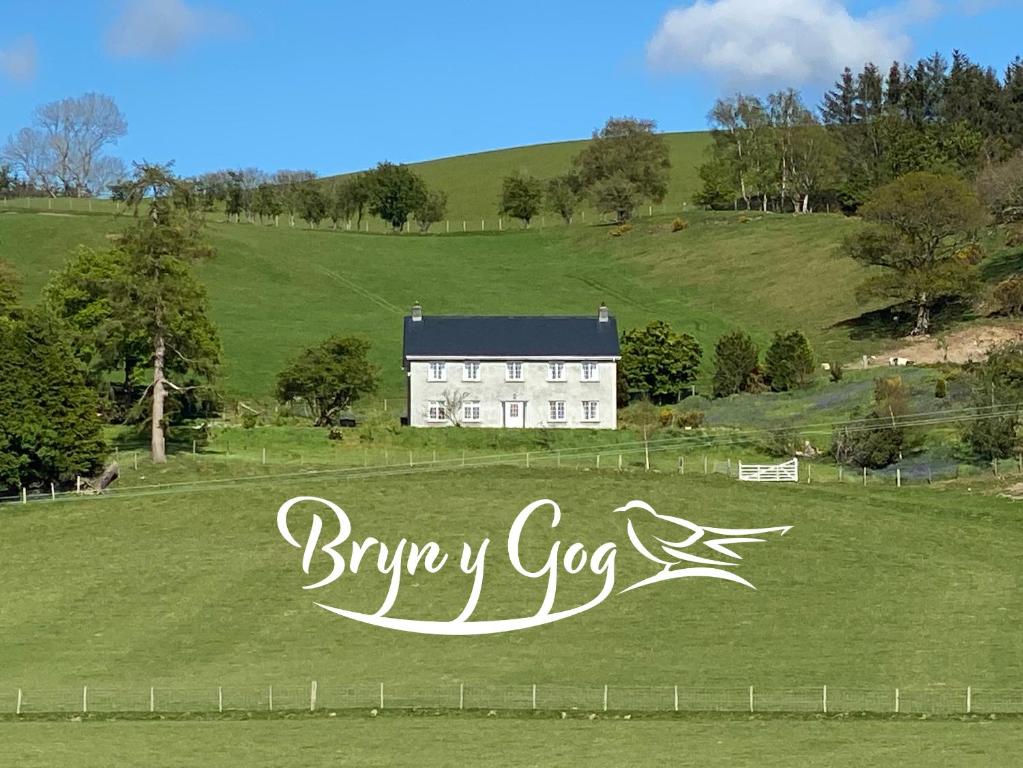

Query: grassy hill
0;206;875;400
326;131;712;226
3;468;1020;693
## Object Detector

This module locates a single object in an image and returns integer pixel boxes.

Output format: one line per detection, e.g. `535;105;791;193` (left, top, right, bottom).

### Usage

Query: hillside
325;131;712;225
1;206;877;400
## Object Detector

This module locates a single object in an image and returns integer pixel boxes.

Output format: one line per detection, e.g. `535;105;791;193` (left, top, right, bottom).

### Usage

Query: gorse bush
670;217;689;232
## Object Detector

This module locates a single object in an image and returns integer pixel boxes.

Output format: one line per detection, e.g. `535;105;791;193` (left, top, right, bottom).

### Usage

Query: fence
5;683;1021;716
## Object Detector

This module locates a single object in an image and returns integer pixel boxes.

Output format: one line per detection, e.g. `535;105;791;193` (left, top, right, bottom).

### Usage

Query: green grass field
0;206;874;400
3;468;1020;690
4;717;1020;767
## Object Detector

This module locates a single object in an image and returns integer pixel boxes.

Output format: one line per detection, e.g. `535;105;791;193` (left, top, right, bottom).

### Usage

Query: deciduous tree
841;171;986;335
276;336;379;426
367;162;427;231
499;172;543;227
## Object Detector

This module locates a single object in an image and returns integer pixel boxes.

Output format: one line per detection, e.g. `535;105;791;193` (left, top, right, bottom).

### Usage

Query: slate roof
403;314;620;361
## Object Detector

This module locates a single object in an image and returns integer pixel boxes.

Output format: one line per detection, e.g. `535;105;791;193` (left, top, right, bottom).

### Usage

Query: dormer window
547;361;566;381
428;361;447;382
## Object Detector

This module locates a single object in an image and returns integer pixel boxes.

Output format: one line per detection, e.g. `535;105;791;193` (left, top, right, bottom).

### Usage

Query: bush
670;217;689;232
241;411;259;429
760;428;803;458
831;423;905;468
829;362;843;382
676;410;705;429
659;408;674;426
993;276;1023;316
609;223;633;237
934;378;948;398
712;330;760;397
327;427;344;441
764;330;815;391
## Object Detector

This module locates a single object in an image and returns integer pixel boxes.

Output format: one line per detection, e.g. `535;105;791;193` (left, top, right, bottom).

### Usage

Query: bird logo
613;500;792;593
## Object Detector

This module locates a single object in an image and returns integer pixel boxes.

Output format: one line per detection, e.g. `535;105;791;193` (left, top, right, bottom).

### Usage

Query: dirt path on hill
864;323;1023;367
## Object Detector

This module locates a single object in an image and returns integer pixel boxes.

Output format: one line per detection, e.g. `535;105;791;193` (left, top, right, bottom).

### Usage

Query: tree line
498;117;672;227
697;51;1023;213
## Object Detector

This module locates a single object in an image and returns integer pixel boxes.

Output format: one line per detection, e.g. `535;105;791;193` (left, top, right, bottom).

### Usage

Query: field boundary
4;683;1022;717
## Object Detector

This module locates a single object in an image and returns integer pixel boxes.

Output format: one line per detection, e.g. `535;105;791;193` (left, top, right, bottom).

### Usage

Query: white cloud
0;36;38;82
647;0;931;88
106;0;239;58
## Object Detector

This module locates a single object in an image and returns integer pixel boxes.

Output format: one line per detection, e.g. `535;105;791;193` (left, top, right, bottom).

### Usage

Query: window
427;362;447;382
427;401;447;421
463;361;480;381
581;362;599;382
582;400;599;421
549;400;566;422
547;361;565;381
462;401;481;422
506;361;523;381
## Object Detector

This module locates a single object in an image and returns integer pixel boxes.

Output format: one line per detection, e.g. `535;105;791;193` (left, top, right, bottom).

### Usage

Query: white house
402;304;620;429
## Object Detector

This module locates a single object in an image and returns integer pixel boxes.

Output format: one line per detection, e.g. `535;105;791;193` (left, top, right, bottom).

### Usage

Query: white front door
504;401;525;428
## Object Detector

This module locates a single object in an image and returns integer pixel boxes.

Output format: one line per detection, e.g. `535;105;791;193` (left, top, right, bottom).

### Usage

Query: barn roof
402;311;620;361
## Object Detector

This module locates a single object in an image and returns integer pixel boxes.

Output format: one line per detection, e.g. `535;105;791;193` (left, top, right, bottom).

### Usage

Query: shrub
609;223;633;237
993;276;1023;316
327;427;344;441
712;330;759;397
764;330;815;391
676;410;705;429
831;423;905;468
737;215;751;224
829;362;843;382
760;428;802;458
670;217;689;232
934;378;948;398
241;411;259;429
659;408;674;426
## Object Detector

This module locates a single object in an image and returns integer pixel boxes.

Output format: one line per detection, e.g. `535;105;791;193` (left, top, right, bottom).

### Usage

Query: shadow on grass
830;299;976;342
980;245;1023;283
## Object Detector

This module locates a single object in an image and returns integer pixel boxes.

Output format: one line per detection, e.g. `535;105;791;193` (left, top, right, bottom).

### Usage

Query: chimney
411;302;423;322
598;303;609;323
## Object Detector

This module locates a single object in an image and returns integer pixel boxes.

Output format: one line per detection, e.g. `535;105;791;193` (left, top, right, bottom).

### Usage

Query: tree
712;330;760;397
0;259;20;317
1;93;127;196
976;150;1023;226
764;330;814;391
574;117;671;223
0;309;108;493
334;174;372;229
545;173;582;224
499;172;543;227
841;172;986;335
619;320;702;404
963;342;1023;459
272;169;317;227
251;183;282;225
414;189;447;233
275;336;379;426
831;376;909;468
367;162;427;231
297;183;327;228
112;163;221;463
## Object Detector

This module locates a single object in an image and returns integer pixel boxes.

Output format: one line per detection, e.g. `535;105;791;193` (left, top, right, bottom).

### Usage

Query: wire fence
5;683;1022;716
0;195;689;233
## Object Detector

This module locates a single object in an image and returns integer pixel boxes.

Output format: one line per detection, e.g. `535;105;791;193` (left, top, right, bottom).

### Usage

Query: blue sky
1;0;1020;177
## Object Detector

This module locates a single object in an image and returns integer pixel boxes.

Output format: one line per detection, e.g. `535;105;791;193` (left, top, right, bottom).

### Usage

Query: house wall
407;359;617;429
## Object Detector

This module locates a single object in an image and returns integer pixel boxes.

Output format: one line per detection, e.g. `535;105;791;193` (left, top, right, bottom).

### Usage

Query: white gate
738;458;799;482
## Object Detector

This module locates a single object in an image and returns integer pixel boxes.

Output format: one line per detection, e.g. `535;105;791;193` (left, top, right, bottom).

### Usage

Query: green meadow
1;205;871;400
4;718;1020;768
3;469;1020;692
